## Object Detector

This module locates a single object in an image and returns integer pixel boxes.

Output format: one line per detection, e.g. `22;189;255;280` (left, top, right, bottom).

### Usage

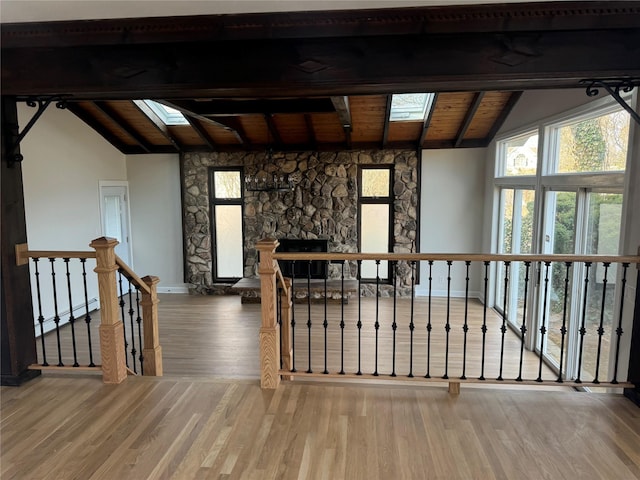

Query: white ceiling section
0;0;558;23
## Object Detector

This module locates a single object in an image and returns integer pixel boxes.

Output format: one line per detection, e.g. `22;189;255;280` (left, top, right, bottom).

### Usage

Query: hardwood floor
36;294;563;382
2;375;639;479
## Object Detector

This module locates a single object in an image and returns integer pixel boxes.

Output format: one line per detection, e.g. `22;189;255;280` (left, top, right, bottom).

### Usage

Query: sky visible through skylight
143;100;189;125
390;93;435;121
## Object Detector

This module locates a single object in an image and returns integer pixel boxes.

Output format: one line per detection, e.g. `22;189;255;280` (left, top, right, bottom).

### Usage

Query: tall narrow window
359;166;393;281
210;168;244;281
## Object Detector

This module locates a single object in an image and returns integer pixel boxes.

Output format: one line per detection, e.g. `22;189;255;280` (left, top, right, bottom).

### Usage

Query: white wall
417;148;486;297
126;154;186;292
20;104;127;329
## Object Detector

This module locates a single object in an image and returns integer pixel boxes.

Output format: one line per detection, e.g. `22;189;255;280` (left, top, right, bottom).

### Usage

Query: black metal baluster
339;260;345;375
461;261;471;380
556;262;572;383
277;284;282;370
357;259;362;375
81;259;95;367
593;262;610;384
479;261;490;381
323;260;329;374
611;263;629;384
391;261;398;377
33;259;49;366
425;260;433;379
443;260;452;380
576;262;592;384
409;260;416;378
536;262;551;383
50;258;64;366
118;272;129;368
497;261;510;381
127;280;137;374
516;261;531;382
373;259;381;376
63;258;80;367
306;260;312;374
291;261;297;373
136;288;144;375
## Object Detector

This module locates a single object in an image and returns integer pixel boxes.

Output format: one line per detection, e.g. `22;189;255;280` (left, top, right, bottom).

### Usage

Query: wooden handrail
15;243;96;266
272;252;640;264
115;255;151;295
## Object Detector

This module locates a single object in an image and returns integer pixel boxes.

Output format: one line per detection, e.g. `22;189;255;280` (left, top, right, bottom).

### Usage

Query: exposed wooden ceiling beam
4;28;639;99
66;103;143;154
382;94;392;148
131;100;181;152
483;91;524;145
418;92;438;149
159;100;245;144
185;116;216;151
454;92;485;148
265;114;282;147
331;96;352;147
93;101;153;153
162;98;335;116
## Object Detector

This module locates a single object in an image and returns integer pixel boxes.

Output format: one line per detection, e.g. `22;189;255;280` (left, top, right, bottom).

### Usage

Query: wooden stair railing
16;236;162;384
257;237;640;393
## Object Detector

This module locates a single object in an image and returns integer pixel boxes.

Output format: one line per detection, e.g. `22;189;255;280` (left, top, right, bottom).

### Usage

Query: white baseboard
157;285;189;294
36;297;99;336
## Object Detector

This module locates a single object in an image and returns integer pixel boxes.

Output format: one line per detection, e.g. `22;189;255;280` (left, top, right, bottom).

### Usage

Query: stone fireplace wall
182;149;419;295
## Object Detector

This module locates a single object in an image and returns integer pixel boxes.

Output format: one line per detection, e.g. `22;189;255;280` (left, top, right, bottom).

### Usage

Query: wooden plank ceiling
64;92;522;154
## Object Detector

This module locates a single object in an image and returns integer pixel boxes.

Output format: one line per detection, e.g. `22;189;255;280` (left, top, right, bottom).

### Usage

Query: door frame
98;180;134;269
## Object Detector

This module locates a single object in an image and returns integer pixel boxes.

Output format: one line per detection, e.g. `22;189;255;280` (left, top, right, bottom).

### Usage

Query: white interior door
100;184;133;268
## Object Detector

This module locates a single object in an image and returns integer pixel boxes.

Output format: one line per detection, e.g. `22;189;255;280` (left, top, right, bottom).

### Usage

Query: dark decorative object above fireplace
277;239;328;279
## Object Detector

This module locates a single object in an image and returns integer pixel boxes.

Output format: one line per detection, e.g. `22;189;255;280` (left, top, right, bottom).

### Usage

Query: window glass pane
554;110;629;174
215;205;243;278
361;203;389;279
214;171;241;199
581;192;622;380
500;132;538;176
362;169;390;197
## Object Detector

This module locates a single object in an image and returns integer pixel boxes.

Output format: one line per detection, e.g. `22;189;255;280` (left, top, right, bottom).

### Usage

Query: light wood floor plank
4;376;639;479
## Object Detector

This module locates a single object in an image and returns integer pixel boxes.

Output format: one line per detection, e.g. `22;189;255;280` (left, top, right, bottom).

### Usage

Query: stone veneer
182;150;419;295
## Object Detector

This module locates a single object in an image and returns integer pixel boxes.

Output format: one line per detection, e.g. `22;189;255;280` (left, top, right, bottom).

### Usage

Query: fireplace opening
277;238;328;279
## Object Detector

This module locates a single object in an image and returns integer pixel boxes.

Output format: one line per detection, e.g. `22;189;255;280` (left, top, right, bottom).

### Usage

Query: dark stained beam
382;94;392;148
483;91;524;145
418;92;438;149
265;114;282;147
182;140;427;153
1;96;40;386
454;92;485;148
93;101;153;153
66;103;144;154
186;116;216;150
163;98;335;116
159;100;245;145
131;100;182;152
3;28;640;99
331;96;352;146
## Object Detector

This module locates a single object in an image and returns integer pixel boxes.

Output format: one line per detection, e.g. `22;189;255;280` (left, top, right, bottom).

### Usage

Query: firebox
277;238;328;279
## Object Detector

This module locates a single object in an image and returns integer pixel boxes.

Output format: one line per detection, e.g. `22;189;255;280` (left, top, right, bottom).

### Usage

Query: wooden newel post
256;238;281;389
90;237;127;384
141;275;163;376
280;277;293;379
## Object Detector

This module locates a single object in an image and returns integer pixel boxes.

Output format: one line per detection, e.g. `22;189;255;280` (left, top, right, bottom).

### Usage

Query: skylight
143;100;189;125
389;93;435;122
